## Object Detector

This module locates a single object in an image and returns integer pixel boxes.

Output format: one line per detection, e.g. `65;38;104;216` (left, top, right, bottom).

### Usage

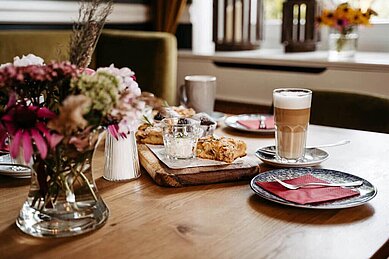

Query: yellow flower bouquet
317;2;377;56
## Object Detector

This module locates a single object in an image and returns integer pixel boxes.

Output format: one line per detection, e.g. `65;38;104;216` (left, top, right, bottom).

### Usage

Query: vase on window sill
328;27;359;60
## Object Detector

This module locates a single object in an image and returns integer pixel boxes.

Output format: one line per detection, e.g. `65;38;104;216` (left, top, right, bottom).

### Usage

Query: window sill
178;49;389;73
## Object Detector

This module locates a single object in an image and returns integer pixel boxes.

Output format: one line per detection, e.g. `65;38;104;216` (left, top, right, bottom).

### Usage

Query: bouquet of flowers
1;0;145;238
317;2;377;35
0;53;143;207
317;2;377;54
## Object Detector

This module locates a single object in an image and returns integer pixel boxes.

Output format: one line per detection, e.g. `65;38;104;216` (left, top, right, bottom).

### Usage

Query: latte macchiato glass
273;88;312;162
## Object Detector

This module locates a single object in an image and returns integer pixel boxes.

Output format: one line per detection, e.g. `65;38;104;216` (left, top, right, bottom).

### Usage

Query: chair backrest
96;30;177;105
0;30;71;64
0;29;178;105
310;90;389;133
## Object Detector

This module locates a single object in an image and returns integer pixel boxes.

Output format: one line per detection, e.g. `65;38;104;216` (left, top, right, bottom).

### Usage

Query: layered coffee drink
273;89;312;161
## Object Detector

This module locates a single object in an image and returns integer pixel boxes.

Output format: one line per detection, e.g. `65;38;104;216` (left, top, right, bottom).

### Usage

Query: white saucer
255;146;329;167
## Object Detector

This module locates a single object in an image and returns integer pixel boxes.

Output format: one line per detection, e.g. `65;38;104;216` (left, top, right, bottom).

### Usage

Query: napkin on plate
237;116;274;129
256;174;359;205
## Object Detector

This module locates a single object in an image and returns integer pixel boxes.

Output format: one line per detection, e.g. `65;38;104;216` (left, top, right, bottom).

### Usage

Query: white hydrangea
0;63;11;69
97;64;140;95
13;54;44;67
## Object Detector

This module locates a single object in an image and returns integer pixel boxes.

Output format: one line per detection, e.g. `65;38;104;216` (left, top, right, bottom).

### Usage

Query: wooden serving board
138;144;259;187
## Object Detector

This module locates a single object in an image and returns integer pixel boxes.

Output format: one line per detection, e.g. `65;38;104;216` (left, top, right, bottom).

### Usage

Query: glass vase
103;131;141;181
16;130;109;238
328;28;359;60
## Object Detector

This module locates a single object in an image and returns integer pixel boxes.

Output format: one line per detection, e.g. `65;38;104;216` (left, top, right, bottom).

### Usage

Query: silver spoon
257;140;351;156
306;140;351;149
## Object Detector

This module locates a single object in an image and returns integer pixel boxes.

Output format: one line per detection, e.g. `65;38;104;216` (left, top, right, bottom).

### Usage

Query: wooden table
1;124;389;259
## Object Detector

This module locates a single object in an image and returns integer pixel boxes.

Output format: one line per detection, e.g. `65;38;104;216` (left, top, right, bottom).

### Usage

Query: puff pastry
136;123;163;145
196;136;247;163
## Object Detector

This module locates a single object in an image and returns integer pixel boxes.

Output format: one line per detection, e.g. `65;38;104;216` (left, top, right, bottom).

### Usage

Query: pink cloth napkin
256;174;359;205
237;116;274;129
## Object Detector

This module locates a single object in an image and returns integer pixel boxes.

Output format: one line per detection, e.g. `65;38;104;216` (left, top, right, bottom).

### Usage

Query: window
264;0;283;20
370;0;389;20
264;0;389;21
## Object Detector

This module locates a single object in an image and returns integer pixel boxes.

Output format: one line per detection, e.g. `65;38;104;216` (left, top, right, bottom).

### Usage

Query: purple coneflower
1;102;62;163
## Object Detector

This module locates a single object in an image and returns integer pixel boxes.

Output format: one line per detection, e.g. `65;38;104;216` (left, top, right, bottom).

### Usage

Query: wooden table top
1;124;389;259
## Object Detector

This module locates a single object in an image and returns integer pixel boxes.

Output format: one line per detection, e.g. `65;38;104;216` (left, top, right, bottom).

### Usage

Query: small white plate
224;114;275;133
255;146;329;167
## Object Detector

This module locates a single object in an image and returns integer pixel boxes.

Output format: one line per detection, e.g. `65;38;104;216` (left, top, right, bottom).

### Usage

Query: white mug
180;75;216;115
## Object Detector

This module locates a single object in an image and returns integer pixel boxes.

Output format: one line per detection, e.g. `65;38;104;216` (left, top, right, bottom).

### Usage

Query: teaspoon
258;140;351;156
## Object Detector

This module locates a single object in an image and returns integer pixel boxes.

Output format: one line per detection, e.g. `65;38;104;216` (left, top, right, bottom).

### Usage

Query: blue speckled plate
250;168;377;209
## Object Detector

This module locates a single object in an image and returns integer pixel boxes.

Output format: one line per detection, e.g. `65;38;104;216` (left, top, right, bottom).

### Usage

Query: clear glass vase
103;131;140;181
16;130;109;238
328;28;359;60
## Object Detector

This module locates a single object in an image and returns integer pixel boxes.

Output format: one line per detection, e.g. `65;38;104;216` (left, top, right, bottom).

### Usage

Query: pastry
196;136;247;163
136;123;163;145
171;106;196;117
153;106;196;121
139;92;166;110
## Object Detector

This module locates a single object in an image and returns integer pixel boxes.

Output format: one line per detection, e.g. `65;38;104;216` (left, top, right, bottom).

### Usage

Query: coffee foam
274;90;312;109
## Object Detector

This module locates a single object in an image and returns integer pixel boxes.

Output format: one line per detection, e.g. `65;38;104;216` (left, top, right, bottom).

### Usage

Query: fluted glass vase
16;130;109;238
328;27;358;60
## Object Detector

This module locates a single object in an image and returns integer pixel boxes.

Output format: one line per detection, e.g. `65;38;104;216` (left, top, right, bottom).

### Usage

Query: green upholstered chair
310;90;389;134
97;30;177;105
0;30;72;63
0;29;177;105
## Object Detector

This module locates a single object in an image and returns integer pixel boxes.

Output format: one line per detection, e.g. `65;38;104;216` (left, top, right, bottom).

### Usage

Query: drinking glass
161;118;202;159
273;88;312;162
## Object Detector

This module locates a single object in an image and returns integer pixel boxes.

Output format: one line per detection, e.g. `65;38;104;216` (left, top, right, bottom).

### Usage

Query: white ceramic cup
180;75;217;115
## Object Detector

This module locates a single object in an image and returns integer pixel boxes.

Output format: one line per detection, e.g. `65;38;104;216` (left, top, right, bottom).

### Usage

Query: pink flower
81;68;95;75
1;102;62;163
108;124;126;140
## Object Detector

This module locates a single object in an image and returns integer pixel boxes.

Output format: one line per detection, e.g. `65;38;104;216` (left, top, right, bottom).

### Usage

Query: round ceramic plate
255;146;329;167
0;154;31;178
224;114;275;133
250;168;377;209
0;163;31;178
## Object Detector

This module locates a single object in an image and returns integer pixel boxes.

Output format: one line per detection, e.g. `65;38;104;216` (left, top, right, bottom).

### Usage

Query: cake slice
196;136;247;163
